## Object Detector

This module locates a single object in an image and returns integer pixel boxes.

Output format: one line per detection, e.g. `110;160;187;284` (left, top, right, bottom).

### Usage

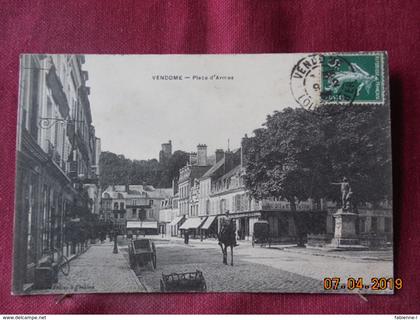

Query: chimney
215;149;224;162
125;176;130;193
189;152;197;165
224;150;236;173
197;144;208;166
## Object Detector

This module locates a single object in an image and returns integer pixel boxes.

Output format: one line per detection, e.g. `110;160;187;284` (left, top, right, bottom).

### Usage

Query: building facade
14;54;100;293
158;195;180;236
101;185;173;233
178;144;212;219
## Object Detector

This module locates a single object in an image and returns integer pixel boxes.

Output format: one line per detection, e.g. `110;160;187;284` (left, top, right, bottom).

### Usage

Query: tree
163;150;190;186
244;105;392;207
99;152;131;189
243;105;392;242
99;150;190;189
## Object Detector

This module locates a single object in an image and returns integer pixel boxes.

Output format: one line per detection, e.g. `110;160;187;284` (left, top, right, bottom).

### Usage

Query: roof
200;158;225;180
146;188;173;199
217;164;242;181
102;185;173;199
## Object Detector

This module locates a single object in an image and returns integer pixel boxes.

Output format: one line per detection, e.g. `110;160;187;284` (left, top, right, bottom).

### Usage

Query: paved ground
127;241;323;293
30;235;393;294
129;236;393;294
32;241;146;294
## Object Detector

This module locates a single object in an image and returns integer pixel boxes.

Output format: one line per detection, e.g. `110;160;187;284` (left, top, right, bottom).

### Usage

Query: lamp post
113;228;119;254
38;117;85;130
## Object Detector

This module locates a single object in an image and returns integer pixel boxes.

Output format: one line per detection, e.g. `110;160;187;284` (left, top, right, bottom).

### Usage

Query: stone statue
331;177;352;211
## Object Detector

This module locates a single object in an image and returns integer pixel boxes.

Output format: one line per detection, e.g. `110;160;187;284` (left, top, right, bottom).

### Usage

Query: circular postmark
290;54;358;114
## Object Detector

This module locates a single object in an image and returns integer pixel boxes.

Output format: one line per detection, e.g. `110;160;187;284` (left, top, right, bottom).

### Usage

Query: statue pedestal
330;209;362;248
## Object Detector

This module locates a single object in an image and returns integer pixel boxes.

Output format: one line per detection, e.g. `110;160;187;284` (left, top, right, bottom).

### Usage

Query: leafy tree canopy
243;105;392;209
99;150;189;189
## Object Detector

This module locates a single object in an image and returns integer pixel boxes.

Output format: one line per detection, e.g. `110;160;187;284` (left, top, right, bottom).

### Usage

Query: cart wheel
59;255;70;276
160;279;165;292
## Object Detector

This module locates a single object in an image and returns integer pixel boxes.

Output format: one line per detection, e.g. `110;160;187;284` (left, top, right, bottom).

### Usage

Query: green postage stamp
290;52;385;109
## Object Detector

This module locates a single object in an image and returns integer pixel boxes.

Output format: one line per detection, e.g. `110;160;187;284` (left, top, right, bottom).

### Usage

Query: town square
13;53;393;294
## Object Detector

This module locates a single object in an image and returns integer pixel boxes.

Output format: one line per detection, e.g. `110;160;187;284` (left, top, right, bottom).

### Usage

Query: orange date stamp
323;277;403;291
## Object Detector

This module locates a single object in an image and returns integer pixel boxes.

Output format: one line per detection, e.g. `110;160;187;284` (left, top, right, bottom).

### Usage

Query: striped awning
169;216;184;226
179;217;207;230
200;215;217;230
126;220;158;229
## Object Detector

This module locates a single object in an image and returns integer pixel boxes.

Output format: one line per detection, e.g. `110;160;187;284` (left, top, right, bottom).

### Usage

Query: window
120;202;124;210
220;199;226;214
138;209;143;220
235;195;241;212
114;202;118;210
149;200;154;205
132;208;137;218
42;185;51;254
371;217;378;233
359;217;366;233
25;176;37;267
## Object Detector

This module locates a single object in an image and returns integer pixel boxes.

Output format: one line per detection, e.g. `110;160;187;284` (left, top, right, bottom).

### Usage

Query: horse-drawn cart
252;220;271;247
160;270;207;292
128;239;157;270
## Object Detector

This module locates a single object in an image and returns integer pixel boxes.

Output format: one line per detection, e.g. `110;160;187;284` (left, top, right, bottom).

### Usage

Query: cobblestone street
30;237;393;294
125;237;393;293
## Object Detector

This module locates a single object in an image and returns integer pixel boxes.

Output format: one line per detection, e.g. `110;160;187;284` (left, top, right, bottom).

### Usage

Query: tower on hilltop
159;140;172;163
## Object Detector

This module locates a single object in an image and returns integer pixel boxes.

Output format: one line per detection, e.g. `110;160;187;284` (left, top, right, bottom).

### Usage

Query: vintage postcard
13;53;394;295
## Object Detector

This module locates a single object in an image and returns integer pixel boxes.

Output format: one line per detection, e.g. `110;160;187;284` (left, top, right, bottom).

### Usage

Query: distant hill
99;150;190;189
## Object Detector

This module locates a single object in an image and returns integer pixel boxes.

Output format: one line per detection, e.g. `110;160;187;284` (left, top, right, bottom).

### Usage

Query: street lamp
38;117;85;130
113;221;119;254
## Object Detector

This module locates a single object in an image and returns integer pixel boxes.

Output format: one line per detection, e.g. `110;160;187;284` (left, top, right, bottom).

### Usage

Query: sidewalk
161;235;392;261
281;246;393;261
33;241;146;294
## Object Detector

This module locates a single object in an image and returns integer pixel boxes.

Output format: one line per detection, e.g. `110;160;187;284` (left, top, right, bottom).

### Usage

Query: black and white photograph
13;53;393;295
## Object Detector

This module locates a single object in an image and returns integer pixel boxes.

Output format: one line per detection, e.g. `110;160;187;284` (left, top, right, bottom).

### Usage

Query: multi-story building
158;194;181;236
101;185;173;234
178;144;212;218
197;145;323;241
177;145;212;235
14;54;99;293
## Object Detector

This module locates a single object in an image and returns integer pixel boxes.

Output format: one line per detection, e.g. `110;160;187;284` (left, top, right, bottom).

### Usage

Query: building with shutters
13;54;100;293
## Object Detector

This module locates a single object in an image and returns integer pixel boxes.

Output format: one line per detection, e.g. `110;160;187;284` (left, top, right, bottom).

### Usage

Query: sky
84;54;304;160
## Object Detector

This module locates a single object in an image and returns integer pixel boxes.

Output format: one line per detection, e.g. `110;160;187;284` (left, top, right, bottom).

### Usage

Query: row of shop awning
200;215;217;230
169;215;184;226
126;220;158;229
177;215;217;230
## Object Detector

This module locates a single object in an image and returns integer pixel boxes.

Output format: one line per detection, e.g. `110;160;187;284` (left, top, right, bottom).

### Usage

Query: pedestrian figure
184;230;190;244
